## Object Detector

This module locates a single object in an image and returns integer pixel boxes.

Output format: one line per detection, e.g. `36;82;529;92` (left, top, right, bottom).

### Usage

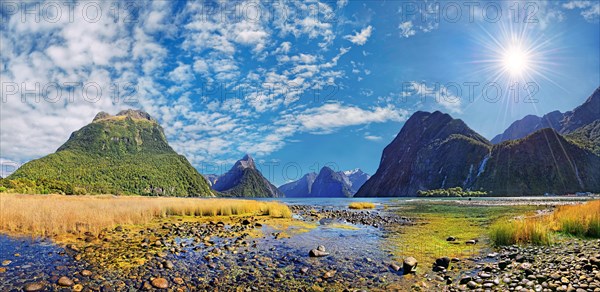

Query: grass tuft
0;194;291;237
553;200;600;237
490;200;600;246
349;202;375;209
490;219;551;246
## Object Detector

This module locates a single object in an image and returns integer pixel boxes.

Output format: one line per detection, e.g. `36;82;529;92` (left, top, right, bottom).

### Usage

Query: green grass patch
385;202;540;267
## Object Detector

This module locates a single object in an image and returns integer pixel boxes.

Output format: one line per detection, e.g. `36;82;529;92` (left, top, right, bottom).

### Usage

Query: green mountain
566;120;600;155
8;110;213;196
212;155;283;197
472;128;600;195
355;111;492;197
356;87;600;197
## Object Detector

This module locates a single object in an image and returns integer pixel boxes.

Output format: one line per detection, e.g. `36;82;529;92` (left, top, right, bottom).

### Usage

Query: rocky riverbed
415;238;600;291
0;206;416;291
0;199;597;291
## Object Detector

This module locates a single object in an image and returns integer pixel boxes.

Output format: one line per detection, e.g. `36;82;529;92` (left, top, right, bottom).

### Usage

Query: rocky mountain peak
235;154;256;170
93;109;156;123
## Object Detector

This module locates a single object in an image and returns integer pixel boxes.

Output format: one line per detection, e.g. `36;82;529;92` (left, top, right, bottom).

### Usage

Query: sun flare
503;45;530;76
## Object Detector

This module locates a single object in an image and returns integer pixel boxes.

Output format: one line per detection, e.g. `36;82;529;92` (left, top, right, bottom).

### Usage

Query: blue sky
1;0;599;185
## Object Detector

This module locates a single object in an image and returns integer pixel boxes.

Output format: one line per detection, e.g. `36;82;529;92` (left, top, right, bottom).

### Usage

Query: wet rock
151;278;169;289
81;270;93;277
57;276;74;287
434;257;450;269
242;219;252;225
309;245;329;257
24;282;45;292
162;260;174;269
403;256;418;274
498;260;510;270
590;257;600;267
72;284;84;292
173;277;184;285
467;280;478;289
390;262;401;272
1;260;11;266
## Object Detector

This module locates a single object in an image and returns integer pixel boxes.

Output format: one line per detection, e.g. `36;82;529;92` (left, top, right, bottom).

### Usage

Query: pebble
151;278;169;289
24;282;44;292
57;276;74;287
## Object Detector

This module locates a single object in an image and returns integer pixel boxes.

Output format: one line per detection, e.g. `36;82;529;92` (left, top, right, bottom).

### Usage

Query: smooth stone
151;278;169;289
57;276;74;287
24;282;45;292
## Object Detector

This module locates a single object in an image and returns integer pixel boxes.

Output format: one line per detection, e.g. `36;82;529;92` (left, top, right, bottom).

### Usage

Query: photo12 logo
400;81;540;105
1;1;139;24
398;1;539;24
0;1;340;25
1;82;139;104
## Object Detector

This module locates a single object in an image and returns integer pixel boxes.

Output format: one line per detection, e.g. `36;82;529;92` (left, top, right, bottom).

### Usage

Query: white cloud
193;59;209;73
404;82;462;114
169;63;195;84
399;21;416;38
289;103;409;133
563;1;600;22
344;25;373;45
364;135;382;141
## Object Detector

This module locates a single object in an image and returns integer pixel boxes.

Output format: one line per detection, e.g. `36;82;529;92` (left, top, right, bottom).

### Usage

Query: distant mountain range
8;110;213;196
491;87;600;143
356;87;600;196
6;87;598;197
211;154;283;198
278;167;370;197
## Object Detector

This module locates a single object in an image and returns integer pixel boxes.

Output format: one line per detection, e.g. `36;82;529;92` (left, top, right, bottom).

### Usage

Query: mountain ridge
212;154;283;198
8;110;213;196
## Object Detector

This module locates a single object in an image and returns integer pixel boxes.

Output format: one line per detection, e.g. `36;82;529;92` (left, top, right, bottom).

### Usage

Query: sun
502;45;530;76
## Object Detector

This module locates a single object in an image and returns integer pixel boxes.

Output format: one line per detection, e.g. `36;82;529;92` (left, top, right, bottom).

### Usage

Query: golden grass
490;200;600;246
349;202;375;209
490;219;551;246
552;200;600;237
0;194;291;237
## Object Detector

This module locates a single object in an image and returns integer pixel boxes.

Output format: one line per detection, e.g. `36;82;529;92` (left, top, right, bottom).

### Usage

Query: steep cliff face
279;172;317;197
212;155;283;198
473;128;600;195
310;167;354;197
9;110;213;197
560;87;600;133
343;169;371;193
355;111;491;197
